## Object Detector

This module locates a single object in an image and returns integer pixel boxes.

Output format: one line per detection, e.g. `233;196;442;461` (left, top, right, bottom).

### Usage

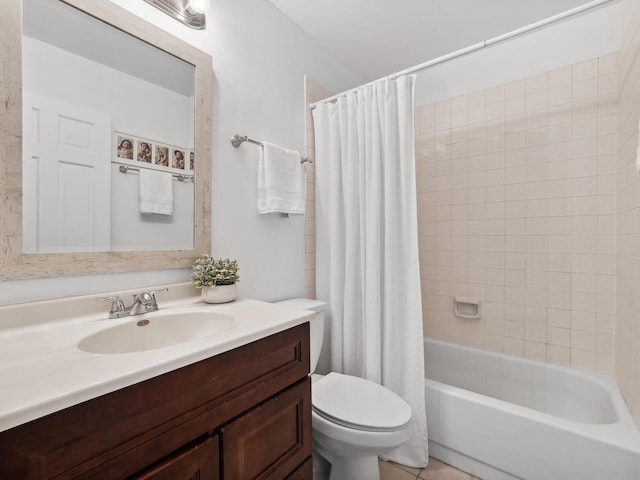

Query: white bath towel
139;168;173;215
257;142;305;215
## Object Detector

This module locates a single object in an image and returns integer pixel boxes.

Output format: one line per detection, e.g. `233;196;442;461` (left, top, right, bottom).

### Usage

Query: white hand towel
139;168;173;215
258;142;305;215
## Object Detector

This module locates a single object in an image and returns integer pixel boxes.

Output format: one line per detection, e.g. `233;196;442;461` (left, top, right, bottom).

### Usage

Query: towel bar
117;164;193;182
230;134;312;164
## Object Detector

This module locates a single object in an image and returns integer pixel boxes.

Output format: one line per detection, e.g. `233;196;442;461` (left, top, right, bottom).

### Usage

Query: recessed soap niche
453;297;482;320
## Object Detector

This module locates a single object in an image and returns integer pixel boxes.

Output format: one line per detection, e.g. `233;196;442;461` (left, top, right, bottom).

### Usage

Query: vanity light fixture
187;0;210;14
142;0;207;29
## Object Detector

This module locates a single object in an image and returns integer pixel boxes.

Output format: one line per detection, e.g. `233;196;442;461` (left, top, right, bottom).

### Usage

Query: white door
23;92;111;253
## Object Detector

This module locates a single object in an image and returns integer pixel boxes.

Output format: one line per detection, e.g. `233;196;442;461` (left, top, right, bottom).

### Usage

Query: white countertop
0;297;312;432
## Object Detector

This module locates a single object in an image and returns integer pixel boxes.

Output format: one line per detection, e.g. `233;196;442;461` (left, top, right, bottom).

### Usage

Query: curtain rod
310;0;618;110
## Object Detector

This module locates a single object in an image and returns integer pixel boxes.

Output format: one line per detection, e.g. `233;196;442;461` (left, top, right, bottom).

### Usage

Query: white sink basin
78;309;236;354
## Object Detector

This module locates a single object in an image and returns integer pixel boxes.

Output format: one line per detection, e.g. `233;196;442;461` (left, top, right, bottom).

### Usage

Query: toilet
276;298;412;480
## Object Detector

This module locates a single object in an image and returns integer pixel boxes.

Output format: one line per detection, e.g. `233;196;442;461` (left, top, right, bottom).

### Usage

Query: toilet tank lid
275;298;327;313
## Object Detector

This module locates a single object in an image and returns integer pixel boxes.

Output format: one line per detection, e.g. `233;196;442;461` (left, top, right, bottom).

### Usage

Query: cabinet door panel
131;435;219;480
285;457;313;480
222;378;312;480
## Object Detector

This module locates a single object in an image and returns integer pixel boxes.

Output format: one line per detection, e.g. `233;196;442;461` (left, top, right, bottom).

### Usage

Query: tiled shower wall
304;78;332;300
416;54;618;374
615;0;640;422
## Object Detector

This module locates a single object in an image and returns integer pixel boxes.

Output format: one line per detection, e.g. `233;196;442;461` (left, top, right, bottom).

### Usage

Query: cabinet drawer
131;435;219;480
222;377;312;480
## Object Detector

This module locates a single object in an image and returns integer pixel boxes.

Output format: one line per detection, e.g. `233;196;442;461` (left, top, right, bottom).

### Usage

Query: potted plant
191;255;240;303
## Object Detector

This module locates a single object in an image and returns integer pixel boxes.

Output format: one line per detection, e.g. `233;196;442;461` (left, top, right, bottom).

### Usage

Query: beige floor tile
379;459;418;480
418;458;474;480
387;460;422;476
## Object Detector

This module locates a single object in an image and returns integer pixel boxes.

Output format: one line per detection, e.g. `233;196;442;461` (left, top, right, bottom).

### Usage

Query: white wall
415;3;620;106
0;0;362;306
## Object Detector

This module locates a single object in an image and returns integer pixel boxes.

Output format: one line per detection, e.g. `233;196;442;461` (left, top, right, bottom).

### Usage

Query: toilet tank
275;298;326;373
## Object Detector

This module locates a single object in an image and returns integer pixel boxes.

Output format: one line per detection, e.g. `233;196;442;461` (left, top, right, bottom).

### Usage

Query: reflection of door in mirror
23;92;112;253
22;0;196;254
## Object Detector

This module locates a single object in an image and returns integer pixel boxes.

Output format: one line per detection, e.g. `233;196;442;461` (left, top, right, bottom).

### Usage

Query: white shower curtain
312;75;428;467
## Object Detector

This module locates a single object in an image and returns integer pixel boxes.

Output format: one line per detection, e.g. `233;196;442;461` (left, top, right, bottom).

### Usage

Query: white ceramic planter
201;284;237;304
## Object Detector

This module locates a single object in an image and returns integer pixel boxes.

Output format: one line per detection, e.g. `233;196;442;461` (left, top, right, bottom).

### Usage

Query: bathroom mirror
0;0;212;280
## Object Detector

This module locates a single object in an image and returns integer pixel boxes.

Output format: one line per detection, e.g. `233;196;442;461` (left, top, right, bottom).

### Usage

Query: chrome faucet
96;288;168;319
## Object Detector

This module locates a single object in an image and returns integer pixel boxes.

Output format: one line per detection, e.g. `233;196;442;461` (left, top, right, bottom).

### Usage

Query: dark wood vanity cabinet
284;458;313;480
222;379;310;479
131;435;220;480
0;323;312;480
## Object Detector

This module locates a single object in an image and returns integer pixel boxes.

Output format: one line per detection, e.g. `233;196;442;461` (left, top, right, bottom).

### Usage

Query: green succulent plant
191;255;240;288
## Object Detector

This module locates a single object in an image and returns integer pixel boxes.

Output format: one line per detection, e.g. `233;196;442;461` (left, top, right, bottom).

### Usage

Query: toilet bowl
276;298;412;480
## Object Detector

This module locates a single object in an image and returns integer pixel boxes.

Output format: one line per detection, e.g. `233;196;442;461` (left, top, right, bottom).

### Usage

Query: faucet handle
147;288;168;304
95;295;127;318
137;288;168;312
148;287;168;297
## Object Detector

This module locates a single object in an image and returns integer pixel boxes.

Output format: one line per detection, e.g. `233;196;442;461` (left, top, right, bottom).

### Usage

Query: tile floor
379;458;480;480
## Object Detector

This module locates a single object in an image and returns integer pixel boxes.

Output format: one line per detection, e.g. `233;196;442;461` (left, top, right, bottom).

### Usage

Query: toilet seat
312;372;412;432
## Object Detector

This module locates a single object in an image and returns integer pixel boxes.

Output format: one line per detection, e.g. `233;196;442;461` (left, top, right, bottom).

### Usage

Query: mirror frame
0;0;212;281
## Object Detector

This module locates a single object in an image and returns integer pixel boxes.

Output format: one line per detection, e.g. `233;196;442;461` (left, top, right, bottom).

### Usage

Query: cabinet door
131;435;219;480
222;378;312;480
285;457;313;480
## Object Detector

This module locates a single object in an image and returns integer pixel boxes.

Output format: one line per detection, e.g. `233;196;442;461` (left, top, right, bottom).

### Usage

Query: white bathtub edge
424;337;640;480
425;377;640;454
429;441;522;480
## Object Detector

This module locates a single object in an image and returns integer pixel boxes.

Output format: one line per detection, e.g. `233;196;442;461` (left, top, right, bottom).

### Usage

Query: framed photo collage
114;132;194;175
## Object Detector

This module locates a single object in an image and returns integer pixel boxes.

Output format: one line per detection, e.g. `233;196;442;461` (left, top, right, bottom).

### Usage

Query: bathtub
424;338;640;480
